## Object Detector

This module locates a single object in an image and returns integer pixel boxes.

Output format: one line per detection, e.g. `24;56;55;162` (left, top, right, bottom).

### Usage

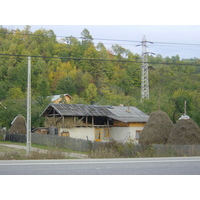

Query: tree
36;75;51;98
48;61;72;92
75;71;93;95
85;83;98;104
6;87;25;99
0;81;8;100
81;29;93;43
80;28;94;55
80;44;100;77
0;99;26;128
171;88;195;122
56;75;77;95
111;44;129;59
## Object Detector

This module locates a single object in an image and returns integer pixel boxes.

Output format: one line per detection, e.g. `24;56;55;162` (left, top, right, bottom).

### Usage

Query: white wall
59;127;95;141
110;127;130;142
110;127;144;143
129;127;144;143
59;126;144;143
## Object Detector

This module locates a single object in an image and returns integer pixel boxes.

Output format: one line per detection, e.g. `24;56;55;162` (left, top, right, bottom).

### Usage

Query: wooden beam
62;116;64;127
75;117;85;125
92;116;94;127
86;116;88;127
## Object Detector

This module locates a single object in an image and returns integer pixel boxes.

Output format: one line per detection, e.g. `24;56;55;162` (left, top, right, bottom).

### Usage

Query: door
95;129;102;142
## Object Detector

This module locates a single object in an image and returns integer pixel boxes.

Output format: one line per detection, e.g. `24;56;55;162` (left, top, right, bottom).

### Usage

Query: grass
0;141;87;160
0;150;67;160
88;140;200;158
0;141;86;154
0;145;25;153
2;139;200;160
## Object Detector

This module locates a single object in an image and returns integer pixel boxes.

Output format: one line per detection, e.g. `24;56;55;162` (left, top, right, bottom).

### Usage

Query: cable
153;41;200;46
0;53;139;63
0;31;140;43
1;30;200;47
0;53;200;67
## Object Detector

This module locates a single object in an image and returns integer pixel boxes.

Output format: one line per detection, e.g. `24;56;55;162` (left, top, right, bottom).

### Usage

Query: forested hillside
0;25;200;128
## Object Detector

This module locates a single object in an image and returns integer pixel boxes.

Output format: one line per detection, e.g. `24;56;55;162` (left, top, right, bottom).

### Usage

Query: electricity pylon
137;35;154;102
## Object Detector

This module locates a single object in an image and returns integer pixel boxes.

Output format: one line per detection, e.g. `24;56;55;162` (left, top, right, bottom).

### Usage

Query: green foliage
56;75;77;95
0;99;26;127
85;83;98;104
0;26;200;129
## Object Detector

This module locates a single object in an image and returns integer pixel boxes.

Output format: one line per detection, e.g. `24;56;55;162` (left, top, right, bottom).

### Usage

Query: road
0;157;200;175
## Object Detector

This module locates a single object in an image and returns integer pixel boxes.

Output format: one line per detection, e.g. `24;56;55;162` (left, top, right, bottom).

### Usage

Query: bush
89;147;120;158
0;151;24;160
0;135;4;141
27;150;66;159
89;140;142;158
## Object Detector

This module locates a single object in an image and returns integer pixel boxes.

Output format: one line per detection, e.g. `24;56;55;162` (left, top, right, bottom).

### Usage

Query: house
50;94;73;104
40;104;149;143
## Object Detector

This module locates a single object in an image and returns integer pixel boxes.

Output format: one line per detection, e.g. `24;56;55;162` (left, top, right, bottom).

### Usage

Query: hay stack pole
168;101;200;145
184;101;186;116
179;101;190;120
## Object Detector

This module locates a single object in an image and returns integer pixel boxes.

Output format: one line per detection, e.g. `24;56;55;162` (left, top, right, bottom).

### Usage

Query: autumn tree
85;83;98;104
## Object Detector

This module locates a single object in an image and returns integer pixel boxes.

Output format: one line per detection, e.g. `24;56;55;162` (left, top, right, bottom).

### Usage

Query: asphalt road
1;157;200;175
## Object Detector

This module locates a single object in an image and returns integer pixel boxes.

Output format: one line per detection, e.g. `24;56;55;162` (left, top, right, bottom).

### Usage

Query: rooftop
41;104;149;123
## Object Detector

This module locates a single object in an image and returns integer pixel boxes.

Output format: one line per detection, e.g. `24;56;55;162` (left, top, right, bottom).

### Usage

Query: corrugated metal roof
107;106;149;123
41;104;149;122
41;104;112;117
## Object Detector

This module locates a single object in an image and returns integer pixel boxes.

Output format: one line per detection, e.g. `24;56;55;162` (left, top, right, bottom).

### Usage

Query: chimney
126;105;131;113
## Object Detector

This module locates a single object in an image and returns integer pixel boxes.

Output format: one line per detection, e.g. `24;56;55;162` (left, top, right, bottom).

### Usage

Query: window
136;130;141;140
95;129;102;142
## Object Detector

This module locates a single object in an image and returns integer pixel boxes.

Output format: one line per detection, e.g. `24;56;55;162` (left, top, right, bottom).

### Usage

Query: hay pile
139;110;174;144
9;114;26;134
167;118;200;145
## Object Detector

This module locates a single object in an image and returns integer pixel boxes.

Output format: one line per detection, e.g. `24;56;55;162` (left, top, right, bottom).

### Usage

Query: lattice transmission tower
137;35;154;102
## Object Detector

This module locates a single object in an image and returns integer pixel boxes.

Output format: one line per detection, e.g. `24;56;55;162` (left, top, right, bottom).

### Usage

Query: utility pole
137;35;154;102
26;56;31;156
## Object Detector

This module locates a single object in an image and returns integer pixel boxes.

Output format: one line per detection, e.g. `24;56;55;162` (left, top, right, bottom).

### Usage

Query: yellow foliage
48;61;76;91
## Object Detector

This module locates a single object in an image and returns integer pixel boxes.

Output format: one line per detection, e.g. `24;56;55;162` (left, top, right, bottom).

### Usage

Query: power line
0;31;140;43
0;53;139;63
1;31;200;47
0;53;200;66
153;41;200;46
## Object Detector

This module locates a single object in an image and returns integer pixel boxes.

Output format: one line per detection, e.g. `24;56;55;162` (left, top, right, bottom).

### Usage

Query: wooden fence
5;133;102;152
5;133;200;157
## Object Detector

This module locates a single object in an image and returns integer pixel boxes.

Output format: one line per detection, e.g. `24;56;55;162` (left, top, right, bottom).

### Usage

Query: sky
2;1;200;60
3;25;200;59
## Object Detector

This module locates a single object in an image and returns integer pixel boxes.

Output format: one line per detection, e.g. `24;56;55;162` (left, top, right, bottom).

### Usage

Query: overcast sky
4;25;200;59
2;1;200;59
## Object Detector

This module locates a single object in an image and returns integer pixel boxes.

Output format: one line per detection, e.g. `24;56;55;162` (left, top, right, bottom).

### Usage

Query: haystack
167;118;200;145
9;114;26;134
139;110;174;144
